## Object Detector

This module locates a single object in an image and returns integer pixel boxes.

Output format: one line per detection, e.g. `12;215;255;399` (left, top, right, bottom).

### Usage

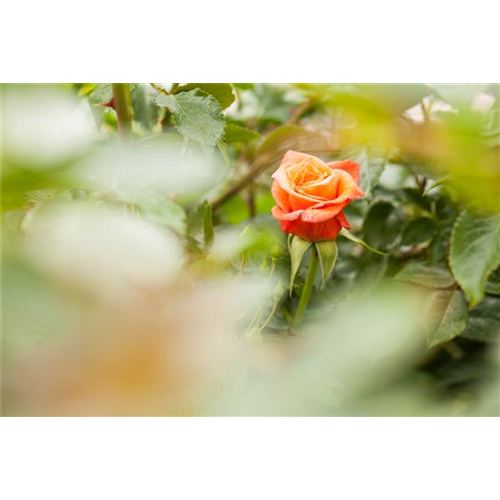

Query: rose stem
112;83;133;137
293;245;319;327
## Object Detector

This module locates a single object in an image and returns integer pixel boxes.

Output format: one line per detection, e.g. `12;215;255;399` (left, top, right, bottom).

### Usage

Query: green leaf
363;201;402;249
486;281;500;295
224;123;260;143
401;217;437;246
289;236;312;296
423;289;469;348
186;201;214;253
355;150;387;200
401;187;433;213
174;83;235;109
394;262;455;289
131;84;160;130
315;241;338;285
486;267;500;295
89;83;113;105
339;228;386;255
460;296;500;343
154;90;225;152
449;210;500;307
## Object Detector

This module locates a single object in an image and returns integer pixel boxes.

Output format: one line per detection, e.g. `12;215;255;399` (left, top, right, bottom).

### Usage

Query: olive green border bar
0;417;500;433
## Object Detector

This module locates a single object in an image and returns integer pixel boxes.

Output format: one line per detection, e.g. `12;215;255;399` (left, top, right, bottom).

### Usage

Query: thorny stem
293;245;318;327
112;83;133;137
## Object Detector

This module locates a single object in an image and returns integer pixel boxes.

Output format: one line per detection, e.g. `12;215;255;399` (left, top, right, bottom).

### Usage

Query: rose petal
281;150;312;165
273;154;338;210
272;164;320;210
302;173;364;212
271;205;303;221
328;160;361;184
279;217;342;242
282;151;330;171
271;181;291;211
296;171;341;200
301;203;344;223
336;210;351;229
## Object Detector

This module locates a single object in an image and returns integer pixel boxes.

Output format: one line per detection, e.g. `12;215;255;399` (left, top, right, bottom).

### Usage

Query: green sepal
315;241;338;286
339;228;386;255
289;235;312;296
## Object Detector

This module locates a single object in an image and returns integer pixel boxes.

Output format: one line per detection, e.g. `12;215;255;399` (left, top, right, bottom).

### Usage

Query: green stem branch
293;245;318;327
149;83;169;95
112;83;133;137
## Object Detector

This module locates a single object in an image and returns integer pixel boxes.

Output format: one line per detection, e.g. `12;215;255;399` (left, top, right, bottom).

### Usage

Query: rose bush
3;83;498;417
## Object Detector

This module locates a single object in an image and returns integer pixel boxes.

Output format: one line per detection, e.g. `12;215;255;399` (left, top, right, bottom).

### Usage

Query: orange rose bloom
271;151;364;241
